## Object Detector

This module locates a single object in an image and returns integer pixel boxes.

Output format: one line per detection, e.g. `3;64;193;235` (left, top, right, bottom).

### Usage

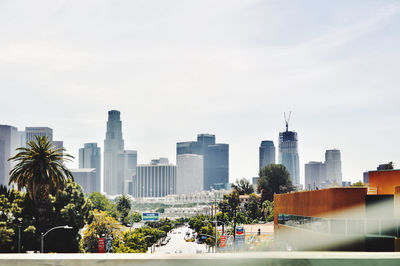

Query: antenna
284;111;291;131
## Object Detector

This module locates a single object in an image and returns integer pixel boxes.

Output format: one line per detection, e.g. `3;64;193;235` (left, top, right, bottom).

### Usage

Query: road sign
235;226;245;249
142;212;160;222
220;235;226;248
98;238;105;253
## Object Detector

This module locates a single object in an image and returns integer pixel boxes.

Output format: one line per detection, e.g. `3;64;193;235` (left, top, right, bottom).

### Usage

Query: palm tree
8;136;74;202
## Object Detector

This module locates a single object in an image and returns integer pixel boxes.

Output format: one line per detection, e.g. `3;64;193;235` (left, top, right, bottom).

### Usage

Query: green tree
258;164;295;202
262;200;274;222
245;193;262;221
218;190;240;240
80;210;122;253
232;178;254;195
116;195;132;225
45;181;93;252
8;136;74;202
351;181;366;187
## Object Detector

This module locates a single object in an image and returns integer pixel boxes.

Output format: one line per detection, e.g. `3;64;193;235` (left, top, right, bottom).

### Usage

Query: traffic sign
142;212;160;222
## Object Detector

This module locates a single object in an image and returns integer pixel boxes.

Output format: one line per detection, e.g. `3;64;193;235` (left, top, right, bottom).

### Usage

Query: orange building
369;169;400;195
274;170;400;251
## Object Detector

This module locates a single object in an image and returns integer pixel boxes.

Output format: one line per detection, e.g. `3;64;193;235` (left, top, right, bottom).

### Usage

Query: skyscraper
79;143;101;192
25;127;53;143
103;110;124;195
305;161;326;190
177;154;204;194
117;150;137;195
259;140;275;171
325;149;342;185
176;133;229;191
70;168;97;194
132;158;176;198
0;125;18;187
278;125;300;185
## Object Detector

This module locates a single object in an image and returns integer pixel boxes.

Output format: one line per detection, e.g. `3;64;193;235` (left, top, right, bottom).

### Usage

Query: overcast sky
1;0;400;185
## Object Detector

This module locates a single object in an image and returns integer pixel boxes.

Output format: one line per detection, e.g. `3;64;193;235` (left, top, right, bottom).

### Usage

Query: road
151;225;209;254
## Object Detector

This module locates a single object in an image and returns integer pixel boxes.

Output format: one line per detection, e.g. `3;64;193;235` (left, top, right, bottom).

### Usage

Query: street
151;225;209;254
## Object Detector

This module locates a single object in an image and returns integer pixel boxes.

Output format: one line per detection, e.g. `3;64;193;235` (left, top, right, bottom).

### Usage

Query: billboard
142;212;160;222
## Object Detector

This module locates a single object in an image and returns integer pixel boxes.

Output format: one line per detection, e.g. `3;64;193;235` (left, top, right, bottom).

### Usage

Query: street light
41;225;73;253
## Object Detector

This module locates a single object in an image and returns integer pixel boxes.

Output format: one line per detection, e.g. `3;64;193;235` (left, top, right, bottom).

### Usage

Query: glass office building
279;130;300;185
259;140;275;171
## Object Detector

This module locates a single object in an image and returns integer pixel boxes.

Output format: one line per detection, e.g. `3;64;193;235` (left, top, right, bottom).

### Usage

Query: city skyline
1;1;400;184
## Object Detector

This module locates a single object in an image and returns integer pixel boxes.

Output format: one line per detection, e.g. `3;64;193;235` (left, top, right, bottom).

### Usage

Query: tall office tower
25;127;53;143
305;161;326;190
278;123;300;185
205;143;229;190
259;140;276;171
118;150;137;195
103;110;124;195
325;149;342;184
132;158;176;198
176;154;204;194
176;133;229;191
70;168;97;194
17;131;26;147
0;125;19;187
79;143;101;192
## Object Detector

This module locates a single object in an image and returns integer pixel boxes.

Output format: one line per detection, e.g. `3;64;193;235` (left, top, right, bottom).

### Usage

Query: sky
1;0;400;185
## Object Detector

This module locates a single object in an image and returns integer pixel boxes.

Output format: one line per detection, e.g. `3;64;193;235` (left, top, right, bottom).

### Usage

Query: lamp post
41;225;72;253
18;218;22;253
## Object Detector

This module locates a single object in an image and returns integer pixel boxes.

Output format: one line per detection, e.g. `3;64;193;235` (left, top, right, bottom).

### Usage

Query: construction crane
284;111;291;132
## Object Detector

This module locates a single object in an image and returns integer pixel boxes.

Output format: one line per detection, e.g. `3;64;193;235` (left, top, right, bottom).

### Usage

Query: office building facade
0;125;19;187
279;130;300;185
25;127;53;143
70;168;97;194
132;158;176;198
176;133;229;191
259;140;275;171
118;150;137;195
305;161;326;190
103;110;125;195
325;149;342;185
177;154;204;194
79;143;101;192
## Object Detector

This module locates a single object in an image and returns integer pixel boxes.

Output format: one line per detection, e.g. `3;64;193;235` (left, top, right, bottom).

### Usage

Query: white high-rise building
0;125;19;187
118;150;137;195
133;158;176;198
25;127;53;143
79;143;101;192
177;154;203;194
17;131;26;147
305;161;326;190
325;149;342;185
70;168;97;194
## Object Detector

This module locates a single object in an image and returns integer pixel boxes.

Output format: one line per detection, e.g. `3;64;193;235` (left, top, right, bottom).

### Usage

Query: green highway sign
142;212;160;221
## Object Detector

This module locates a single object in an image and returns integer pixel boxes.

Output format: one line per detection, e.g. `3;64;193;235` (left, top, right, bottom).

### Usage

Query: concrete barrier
1;252;400;266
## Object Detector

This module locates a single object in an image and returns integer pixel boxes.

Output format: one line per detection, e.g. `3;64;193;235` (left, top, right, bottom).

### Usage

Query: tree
8;136;74;202
232;178;254;195
218;190;240;240
245;193;262;221
116;195;131;225
351;181;366;187
45;181;93;252
258;164;295;202
262;200;274;222
80;210;122;253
